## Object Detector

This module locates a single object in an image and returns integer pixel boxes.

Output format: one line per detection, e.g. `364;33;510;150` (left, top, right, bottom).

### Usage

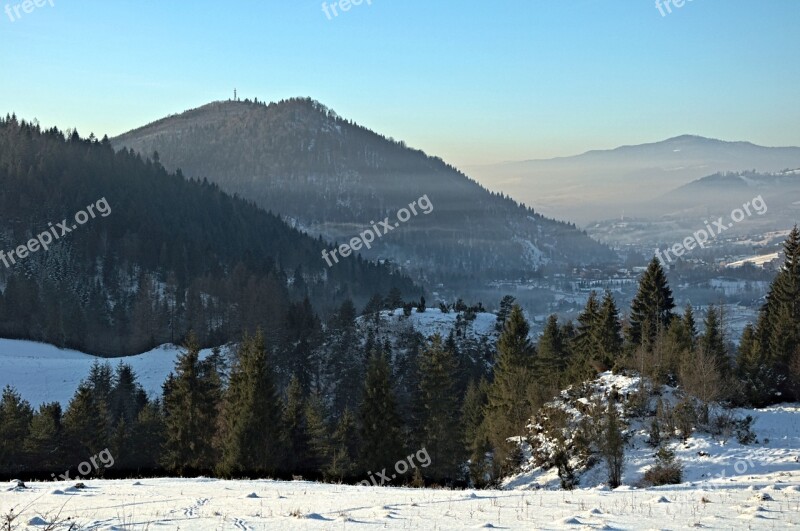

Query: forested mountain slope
113;98;617;289
0;116;416;355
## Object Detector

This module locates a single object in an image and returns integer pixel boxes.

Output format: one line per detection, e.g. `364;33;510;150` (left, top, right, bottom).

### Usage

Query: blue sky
1;0;799;166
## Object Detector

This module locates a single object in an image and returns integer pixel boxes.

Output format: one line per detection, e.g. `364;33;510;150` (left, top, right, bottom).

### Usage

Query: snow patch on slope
0;339;229;406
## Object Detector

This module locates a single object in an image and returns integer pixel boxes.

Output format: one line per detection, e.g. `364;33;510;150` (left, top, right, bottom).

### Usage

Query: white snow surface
3;473;799;530
367;308;499;341
0;339;227;406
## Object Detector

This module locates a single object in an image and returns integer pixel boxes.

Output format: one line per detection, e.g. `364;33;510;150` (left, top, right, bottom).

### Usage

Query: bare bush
680;349;725;406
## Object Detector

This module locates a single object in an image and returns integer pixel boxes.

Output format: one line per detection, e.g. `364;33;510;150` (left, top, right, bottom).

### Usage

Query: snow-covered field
3;472;800;530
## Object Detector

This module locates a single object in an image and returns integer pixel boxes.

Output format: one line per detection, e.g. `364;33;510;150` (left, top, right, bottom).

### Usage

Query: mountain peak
112;99;617;296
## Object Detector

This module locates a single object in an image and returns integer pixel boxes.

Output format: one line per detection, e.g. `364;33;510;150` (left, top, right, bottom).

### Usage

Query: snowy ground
3;473;800;530
364;308;499;341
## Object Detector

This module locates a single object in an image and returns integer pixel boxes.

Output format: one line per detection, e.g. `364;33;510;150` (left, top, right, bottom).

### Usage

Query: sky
1;0;799;167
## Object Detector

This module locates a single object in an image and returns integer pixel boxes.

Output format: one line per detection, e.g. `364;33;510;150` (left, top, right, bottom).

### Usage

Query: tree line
1;228;799;486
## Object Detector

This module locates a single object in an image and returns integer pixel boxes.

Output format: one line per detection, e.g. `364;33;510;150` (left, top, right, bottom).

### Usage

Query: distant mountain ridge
113;98;617;293
585;168;800;248
466;135;800;224
656;168;800;222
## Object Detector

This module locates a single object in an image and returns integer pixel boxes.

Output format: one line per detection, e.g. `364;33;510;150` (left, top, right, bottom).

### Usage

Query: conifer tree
217;332;284;476
326;299;363;418
161;333;220;474
575;291;601;363
748;227;800;402
415;334;464;481
495;295;516;332
359;350;403;475
326;407;360;481
462;378;491;486
385;287;404;310
24;402;62;472
698;304;731;377
537;314;567;377
485;305;536;473
597;291;623;369
283;375;311;474
87;361;113;438
628;257;675;349
282;297;321;393
737;325;777;407
682;304;697;349
566;294;603;382
304;392;331;475
63;383;108;465
129;400;165;471
0;387;33;473
601;402;625;488
110;363;147;427
699;305;729;377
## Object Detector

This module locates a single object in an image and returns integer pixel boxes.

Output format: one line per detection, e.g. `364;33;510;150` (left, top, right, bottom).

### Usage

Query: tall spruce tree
63;383;108;466
628;257;675;349
597;291;624;369
359;350;403;476
485;305;536;473
683;304;698;349
304;392;331;476
283;375;312;474
415;334;464;481
217;331;284;477
161;333;221;474
129;400;164;471
495;295;517;332
326;299;362;418
24;402;63;472
537;314;568;378
699;305;730;377
747;227;800;402
567;293;603;382
462;378;491;487
575;292;601;360
87;361;113;440
326;407;360;481
0;387;33;473
110;363;147;427
601;402;625;488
